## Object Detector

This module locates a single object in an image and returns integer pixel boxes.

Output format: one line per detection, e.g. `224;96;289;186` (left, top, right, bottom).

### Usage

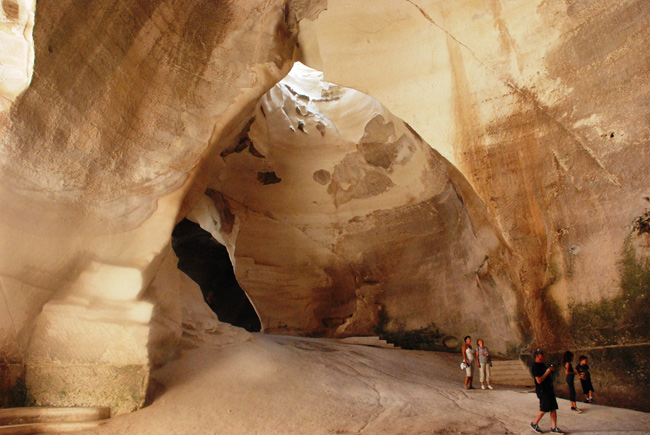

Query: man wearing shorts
530;349;564;434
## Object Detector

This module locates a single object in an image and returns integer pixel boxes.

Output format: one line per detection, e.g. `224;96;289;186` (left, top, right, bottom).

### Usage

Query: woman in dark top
562;351;582;413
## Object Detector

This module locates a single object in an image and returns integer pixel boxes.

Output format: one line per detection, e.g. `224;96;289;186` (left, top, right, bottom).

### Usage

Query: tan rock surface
194;63;520;351
298;0;650;346
1;0;650;414
0;0;317;412
73;334;650;435
0;0;35;112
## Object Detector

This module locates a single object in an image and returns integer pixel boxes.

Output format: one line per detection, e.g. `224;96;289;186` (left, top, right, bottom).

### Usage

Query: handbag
460;361;468;370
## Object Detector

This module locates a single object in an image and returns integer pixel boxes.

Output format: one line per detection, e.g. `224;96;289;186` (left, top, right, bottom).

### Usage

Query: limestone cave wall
1;0;649;413
298;0;650;349
189;63;521;351
0;0;320;412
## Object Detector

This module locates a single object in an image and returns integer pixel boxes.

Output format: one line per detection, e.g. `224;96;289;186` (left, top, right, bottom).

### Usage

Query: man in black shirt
529;349;565;434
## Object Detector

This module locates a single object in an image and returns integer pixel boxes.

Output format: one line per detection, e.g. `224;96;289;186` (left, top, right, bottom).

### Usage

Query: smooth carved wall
298;0;650;348
0;0;322;412
1;0;650;413
190;64;520;350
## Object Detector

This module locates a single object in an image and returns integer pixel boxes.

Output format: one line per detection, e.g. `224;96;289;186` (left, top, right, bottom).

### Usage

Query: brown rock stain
327;153;395;206
489;0;517;59
447;28;561;345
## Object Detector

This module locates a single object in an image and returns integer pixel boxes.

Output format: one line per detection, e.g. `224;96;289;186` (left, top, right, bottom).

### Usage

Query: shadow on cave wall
171;219;261;332
543;229;650;413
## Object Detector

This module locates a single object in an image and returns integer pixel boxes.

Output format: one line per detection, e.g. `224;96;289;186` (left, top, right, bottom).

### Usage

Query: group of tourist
562;351;595;411
461;336;494;390
529;349;595;434
461;337;596;435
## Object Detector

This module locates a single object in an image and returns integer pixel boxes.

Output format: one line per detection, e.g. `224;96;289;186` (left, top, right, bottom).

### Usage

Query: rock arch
1;0;650;413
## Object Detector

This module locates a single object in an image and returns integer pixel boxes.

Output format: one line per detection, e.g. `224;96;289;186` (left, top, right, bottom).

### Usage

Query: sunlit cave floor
76;334;649;435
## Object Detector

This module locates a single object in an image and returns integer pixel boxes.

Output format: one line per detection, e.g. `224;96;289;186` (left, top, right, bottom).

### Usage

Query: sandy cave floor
75;334;650;435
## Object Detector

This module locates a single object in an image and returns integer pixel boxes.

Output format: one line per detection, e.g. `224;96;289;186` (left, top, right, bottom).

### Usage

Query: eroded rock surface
0;0;316;413
191;64;520;351
298;0;650;348
1;0;649;414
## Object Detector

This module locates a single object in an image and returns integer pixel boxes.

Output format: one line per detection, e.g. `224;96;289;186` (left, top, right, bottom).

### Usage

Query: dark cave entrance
171;219;261;332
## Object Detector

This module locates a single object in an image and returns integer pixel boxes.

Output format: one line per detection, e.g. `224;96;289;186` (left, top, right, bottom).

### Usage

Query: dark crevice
257;171;281;185
171;219;261;332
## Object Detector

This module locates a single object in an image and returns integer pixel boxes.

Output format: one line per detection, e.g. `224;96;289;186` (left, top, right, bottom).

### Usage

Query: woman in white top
476;339;493;389
462;335;475;389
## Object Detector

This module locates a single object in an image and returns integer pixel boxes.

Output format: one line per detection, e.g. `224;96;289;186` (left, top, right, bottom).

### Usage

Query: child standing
576;355;595;403
562;351;582;413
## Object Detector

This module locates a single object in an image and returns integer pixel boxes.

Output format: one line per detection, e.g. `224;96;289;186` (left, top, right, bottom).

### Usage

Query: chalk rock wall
1;0;649;414
298;0;650;348
190;64;520;351
0;0;317;413
0;0;35;112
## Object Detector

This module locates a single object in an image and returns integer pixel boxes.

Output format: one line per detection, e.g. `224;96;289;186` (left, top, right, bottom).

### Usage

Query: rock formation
0;0;322;412
1;0;649;413
190;62;520;350
298;0;650;346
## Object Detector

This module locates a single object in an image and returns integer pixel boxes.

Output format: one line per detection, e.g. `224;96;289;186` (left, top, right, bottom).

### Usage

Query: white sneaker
481;385;486;389
488;385;494;389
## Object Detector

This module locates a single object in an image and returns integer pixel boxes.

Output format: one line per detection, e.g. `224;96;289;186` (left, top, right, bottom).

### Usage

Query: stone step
490;363;528;368
489;372;532;378
490;375;534;382
492;380;535;387
490;370;529;376
487;360;534;386
0;407;110;426
490;366;529;370
0;421;106;435
0;407;110;434
490;366;526;371
490;360;527;365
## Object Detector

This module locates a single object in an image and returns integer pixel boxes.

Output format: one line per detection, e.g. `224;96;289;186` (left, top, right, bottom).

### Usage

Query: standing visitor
562;351;582;413
577;355;595;403
462;336;475;389
476;339;493;390
530;349;564;434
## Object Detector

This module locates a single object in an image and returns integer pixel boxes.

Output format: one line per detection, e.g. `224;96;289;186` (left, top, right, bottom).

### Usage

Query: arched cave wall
295;0;650;403
189;63;522;351
0;0;649;414
0;0;323;413
297;0;650;349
